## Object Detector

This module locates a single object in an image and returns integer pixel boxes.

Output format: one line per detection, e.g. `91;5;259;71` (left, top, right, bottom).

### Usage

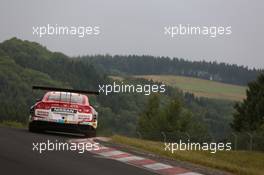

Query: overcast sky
0;0;263;69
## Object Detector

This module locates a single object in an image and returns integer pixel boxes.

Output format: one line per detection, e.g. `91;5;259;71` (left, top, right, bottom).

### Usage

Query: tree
232;74;264;132
163;98;184;132
137;94;196;137
137;94;161;135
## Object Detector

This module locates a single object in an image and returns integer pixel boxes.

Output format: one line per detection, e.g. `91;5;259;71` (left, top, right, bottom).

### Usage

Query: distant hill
83;55;262;86
133;75;246;101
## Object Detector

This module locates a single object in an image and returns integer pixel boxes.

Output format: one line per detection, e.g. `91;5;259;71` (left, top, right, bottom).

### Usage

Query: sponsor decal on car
51;108;77;114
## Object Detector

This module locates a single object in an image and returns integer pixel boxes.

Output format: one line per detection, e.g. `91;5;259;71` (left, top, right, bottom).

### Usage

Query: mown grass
0;120;26;128
111;135;264;175
133;75;246;101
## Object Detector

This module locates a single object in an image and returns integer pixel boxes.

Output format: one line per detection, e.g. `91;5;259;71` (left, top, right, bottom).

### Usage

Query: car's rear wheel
84;129;96;138
28;122;43;133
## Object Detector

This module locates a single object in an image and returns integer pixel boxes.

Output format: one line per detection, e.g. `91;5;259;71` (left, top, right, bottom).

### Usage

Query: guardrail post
136;131;142;139
161;131;166;143
231;132;237;150
246;132;253;151
185;132;190;142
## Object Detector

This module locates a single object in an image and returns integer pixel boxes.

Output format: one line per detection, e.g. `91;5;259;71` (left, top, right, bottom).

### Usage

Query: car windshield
47;92;84;104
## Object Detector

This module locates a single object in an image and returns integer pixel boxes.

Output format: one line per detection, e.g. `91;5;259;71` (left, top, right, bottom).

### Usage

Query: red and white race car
28;86;98;137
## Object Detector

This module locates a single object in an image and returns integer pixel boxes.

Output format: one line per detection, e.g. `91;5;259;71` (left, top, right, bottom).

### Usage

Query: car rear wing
32;85;99;95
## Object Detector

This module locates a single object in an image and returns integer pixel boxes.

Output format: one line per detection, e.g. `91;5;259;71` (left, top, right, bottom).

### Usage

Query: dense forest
0;38;246;139
82;55;262;85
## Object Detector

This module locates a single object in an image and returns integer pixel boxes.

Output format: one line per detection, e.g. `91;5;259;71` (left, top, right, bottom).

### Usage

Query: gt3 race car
29;86;99;137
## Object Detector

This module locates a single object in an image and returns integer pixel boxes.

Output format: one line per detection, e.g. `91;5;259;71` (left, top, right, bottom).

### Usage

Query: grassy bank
0;120;26;128
130;75;246;101
111;135;264;175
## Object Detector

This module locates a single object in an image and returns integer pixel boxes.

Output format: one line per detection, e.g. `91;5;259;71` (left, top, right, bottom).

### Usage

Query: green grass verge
111;135;264;175
0;120;26;128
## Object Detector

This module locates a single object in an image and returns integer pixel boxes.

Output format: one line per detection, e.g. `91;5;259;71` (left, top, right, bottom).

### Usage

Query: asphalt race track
0;127;154;175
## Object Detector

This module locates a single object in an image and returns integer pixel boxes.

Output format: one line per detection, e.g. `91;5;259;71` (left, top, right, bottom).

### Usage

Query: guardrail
129;131;264;151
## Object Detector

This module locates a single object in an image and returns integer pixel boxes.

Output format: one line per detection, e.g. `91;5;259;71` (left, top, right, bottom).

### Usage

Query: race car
28;86;99;137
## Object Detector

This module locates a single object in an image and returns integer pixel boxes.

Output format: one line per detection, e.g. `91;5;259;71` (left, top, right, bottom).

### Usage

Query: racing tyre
84;129;96;138
28;122;42;133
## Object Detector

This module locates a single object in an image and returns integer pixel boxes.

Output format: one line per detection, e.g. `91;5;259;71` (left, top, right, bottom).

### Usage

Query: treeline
82;55;262;85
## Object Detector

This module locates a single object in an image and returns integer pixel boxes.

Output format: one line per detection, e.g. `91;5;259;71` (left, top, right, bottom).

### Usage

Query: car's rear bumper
29;120;95;133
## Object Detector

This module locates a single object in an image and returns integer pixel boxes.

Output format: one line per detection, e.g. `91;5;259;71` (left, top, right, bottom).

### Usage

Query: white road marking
68;138;202;175
143;163;173;170
68;138;94;143
98;150;125;157
99;146;109;150
95;137;111;142
116;156;145;162
177;173;203;175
